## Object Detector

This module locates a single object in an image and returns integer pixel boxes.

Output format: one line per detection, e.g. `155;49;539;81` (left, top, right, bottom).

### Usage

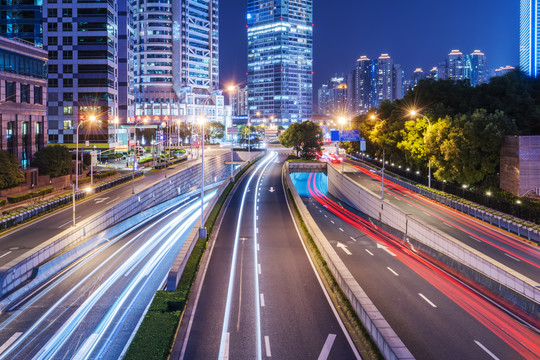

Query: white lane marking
377;243;396;256
474;340;500;360
256;228;259;234
407;203;414;207
105;196;120;205
324;214;328;218
337;242;352;255
319;210;322;213
0;251;12;259
257;206;259;211
469;235;482;243
365;249;374;256
387;267;399;276
0;332;22;355
317;334;337;360
260;293;265;307
257;243;260;251
339;227;344;232
444;223;453;228
57;216;81;228
257;216;258;221
350;236;356;241
504;253;521;262
419;293;437;308
73;333;99;359
264;336;272;357
422;211;431;217
330;220;335;224
258;263;261;274
220;332;230;360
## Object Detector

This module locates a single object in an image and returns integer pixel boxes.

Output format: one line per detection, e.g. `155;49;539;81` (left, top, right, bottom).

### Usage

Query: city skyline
220;0;519;101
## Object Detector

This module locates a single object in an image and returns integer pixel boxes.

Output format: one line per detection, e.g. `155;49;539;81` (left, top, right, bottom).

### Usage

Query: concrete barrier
0;152;234;300
327;165;540;320
285;162;414;360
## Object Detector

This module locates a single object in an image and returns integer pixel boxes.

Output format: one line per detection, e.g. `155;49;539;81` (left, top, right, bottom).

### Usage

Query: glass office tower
247;0;313;126
520;0;540;77
0;0;43;46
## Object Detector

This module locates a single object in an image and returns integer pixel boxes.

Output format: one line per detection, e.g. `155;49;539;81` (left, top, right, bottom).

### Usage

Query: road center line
350;236;356;241
260;293;265;307
0;251;12;259
419;293;437;307
474;340;500;360
317;334;337;360
258;263;261;274
444;223;452;227
57;216;81;228
105;196;120;205
504;253;521;262
469;235;482;243
365;249;374;256
0;332;22;355
324;214;328;218
387;267;399;276
422;211;431;217
264;336;271;357
407;203;414;207
330;220;335;224
339;227;344;232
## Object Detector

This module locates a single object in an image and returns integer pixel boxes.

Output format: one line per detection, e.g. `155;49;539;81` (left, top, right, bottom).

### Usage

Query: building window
48;64;58;73
5;81;15;102
49;51;58;60
64;134;73;143
63;79;73;88
34;86;43;104
48;37;58;46
47;23;58;32
63;106;73;115
63;64;73;73
48;106;58;115
62;23;72;32
62;8;73;17
20;84;30;103
48;79;58;88
63;50;73;59
49;134;59;143
63;92;73;101
47;9;57;17
63;36;73;45
63;120;73;129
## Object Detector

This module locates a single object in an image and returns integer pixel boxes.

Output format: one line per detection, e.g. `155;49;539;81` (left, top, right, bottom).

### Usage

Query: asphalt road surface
179;152;359;360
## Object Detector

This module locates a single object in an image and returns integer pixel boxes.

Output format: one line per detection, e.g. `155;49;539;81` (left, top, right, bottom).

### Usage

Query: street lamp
132;118;146;194
161;121;169;178
409;110;432;188
73;115;95;226
371;114;385;200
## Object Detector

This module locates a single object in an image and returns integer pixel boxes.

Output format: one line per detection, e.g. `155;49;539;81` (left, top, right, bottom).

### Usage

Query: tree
0;151;24;190
279;121;323;158
206;121;225;142
32;145;73;178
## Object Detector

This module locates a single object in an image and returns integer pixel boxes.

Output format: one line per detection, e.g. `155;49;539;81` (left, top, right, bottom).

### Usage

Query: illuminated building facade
520;0;540;77
0;0;42;46
247;0;313;126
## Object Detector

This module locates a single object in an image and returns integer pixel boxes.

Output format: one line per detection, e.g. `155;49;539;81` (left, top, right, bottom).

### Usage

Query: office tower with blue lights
520;0;540;77
247;0;313;125
0;0;43;46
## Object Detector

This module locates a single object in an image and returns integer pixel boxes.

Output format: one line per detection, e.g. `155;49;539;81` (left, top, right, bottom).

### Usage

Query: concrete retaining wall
327;165;540;320
0;152;233;300
288;162;327;173
285;163;414;360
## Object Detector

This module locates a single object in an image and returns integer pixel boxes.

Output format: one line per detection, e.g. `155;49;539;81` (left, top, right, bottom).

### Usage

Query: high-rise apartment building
494;65;515;77
0;36;47;166
467;50;489;86
317;75;347;117
44;0;134;144
520;0;540;77
350;56;374;114
247;0;313;126
0;0;43;46
447;50;466;80
375;54;402;106
229;85;248;116
134;0;222;127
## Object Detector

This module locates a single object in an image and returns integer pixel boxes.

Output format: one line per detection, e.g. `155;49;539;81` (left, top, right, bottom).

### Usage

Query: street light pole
410;110;432;188
198;93;216;239
132;119;145;194
73;116;94;226
382;148;385;200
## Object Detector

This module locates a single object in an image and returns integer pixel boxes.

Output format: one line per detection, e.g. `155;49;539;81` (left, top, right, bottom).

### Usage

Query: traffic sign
331;130;362;141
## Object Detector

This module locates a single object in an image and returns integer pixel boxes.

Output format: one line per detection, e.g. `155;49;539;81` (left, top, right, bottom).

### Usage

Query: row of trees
343;70;538;188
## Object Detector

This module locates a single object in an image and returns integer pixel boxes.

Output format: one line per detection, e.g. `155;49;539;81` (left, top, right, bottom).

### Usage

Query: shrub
0;199;6;207
7;193;32;203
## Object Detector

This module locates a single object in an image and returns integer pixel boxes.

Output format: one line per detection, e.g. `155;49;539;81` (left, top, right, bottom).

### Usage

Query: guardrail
0;171;143;231
347;155;539;245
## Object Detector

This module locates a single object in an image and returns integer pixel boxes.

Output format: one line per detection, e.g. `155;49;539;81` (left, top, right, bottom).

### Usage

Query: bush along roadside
123;156;261;360
0;171;143;231
7;186;54;204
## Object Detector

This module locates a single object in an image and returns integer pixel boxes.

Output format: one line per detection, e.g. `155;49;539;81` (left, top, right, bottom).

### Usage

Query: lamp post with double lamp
409;110;432;188
73;115;95;227
132;118;146;194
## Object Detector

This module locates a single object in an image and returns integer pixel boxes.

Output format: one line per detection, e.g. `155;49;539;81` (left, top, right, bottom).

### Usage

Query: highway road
0;191;213;359
0;148;228;266
293;172;540;360
178;152;359;360
336;160;540;283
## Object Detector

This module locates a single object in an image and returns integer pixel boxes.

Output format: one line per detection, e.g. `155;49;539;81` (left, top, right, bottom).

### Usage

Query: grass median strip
124;156;261;360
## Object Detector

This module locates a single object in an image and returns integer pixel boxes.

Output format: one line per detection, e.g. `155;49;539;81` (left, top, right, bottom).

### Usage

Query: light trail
33;192;214;360
0;194;205;360
306;172;540;359
218;152;277;360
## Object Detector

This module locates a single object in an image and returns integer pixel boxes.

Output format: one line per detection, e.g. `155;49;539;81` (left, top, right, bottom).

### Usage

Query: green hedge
7;186;54;204
0;199;6;208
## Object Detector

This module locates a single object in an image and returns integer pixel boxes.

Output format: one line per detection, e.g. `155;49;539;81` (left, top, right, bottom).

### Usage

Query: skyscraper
467;50;488;86
447;50;466;80
520;0;540;77
247;0;313;126
350;56;374;114
0;0;42;46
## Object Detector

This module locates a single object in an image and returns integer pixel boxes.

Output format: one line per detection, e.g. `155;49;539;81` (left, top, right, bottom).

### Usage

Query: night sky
219;0;519;100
